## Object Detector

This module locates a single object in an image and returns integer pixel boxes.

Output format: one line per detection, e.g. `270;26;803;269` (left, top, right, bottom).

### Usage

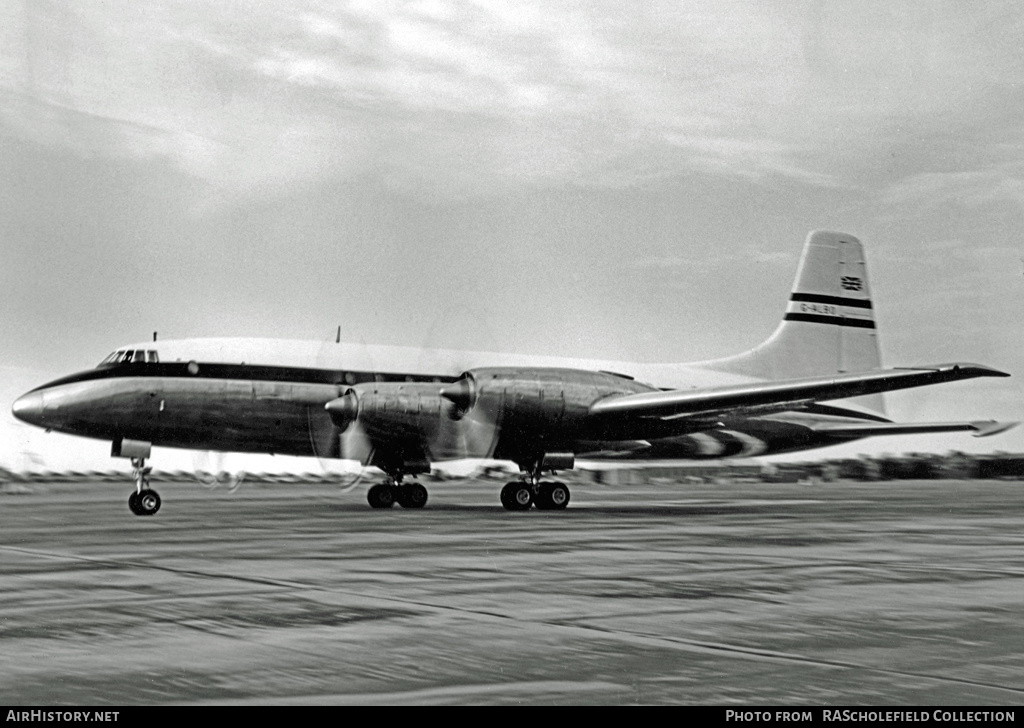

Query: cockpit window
97;349;159;367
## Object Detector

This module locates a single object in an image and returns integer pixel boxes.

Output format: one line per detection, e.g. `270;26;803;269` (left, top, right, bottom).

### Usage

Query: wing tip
897;363;1011;378
957;363;1012;378
970;420;1019;437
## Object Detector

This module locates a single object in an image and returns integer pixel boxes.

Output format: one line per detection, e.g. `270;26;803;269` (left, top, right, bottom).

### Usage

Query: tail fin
707;230;885;414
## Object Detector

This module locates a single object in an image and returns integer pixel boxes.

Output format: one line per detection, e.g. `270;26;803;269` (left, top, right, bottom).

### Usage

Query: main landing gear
499;455;573;511
367;476;428;509
127;457;162;516
500;480;571;511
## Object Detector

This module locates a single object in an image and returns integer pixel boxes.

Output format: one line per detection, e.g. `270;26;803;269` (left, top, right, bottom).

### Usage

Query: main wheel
367;483;396;509
128;491;141;515
134;489;161;516
546;482;570;510
500;482;533;511
534;482;571;510
397;482;428;509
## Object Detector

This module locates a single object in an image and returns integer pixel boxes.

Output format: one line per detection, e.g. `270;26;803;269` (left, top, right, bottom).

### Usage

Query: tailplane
707;230;884;414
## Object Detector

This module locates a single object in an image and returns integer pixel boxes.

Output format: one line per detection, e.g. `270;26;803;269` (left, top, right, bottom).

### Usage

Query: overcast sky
2;0;1023;472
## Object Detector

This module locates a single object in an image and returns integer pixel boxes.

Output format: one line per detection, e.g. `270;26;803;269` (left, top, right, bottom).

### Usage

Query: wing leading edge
589;362;1012;423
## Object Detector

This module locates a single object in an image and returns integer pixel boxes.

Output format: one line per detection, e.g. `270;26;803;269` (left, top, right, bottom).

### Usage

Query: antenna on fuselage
153;331;158;342
336;326;341;344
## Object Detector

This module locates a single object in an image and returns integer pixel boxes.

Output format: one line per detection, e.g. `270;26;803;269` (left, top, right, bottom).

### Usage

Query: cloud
2;1;1024;204
632;241;796;270
881;167;1024;211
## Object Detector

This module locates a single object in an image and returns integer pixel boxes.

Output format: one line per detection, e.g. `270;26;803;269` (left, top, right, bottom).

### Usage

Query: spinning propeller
303;333;375;490
440;372;503;461
313;315;507;486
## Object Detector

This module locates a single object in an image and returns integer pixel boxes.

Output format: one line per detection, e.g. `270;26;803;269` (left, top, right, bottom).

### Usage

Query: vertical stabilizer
707;230;885;415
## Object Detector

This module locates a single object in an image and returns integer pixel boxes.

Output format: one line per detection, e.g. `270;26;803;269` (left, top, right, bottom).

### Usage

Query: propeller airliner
13;231;1014;515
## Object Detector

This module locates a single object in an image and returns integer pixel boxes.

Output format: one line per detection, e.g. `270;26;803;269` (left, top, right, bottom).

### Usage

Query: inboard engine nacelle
325;382;451;439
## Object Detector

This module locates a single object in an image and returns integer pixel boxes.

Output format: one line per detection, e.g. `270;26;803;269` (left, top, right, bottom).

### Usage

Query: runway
1;477;1023;705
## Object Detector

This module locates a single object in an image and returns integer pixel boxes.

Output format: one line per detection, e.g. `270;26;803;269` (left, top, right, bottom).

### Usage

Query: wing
589;362;1010;422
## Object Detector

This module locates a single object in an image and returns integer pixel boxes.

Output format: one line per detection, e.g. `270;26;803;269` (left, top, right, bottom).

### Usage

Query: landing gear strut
367;471;428;510
127;457;161;516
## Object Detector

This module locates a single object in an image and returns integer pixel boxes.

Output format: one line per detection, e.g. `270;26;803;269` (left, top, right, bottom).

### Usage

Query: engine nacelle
326;381;492;461
325;382;450;441
448;367;657;453
324;368;659;464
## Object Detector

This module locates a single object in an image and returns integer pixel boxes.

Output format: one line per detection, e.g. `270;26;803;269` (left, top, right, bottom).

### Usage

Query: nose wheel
128;488;161;516
128;457;162;516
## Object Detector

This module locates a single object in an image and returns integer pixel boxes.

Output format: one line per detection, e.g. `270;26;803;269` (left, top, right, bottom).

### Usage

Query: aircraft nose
12;391;44;426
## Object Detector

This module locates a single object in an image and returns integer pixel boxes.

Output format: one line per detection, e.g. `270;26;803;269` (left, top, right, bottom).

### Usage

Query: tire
535;482;571;511
128;491;141;515
534;483;553;510
135;489;161;516
500;482;532;511
367;483;396;509
397;483;428;509
500;482;516;510
547;483;570;510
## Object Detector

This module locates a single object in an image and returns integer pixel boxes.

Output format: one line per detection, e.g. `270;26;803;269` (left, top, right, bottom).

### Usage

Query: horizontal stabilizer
589;363;1009;421
811;420;1019;439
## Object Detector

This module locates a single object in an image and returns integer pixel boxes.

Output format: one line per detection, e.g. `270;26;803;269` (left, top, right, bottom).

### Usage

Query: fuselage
13;337;882;462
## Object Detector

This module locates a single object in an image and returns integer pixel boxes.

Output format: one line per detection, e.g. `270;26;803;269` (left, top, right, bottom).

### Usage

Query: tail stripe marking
790;293;872;309
784;313;876;329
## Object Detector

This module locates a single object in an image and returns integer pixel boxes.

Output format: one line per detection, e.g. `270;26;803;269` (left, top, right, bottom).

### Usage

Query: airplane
12;231;1015;516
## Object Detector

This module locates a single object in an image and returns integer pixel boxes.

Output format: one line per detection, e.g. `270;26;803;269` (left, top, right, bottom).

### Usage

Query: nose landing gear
127;457;161;516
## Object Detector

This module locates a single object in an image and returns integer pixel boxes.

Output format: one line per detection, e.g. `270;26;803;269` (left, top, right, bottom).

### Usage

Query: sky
2;0;1023;473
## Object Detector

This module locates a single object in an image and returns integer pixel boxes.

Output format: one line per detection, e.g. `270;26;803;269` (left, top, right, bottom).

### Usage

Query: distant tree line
2;452;1024;485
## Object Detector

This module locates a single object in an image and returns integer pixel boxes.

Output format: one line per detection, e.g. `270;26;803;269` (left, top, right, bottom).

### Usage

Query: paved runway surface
1;476;1023;705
